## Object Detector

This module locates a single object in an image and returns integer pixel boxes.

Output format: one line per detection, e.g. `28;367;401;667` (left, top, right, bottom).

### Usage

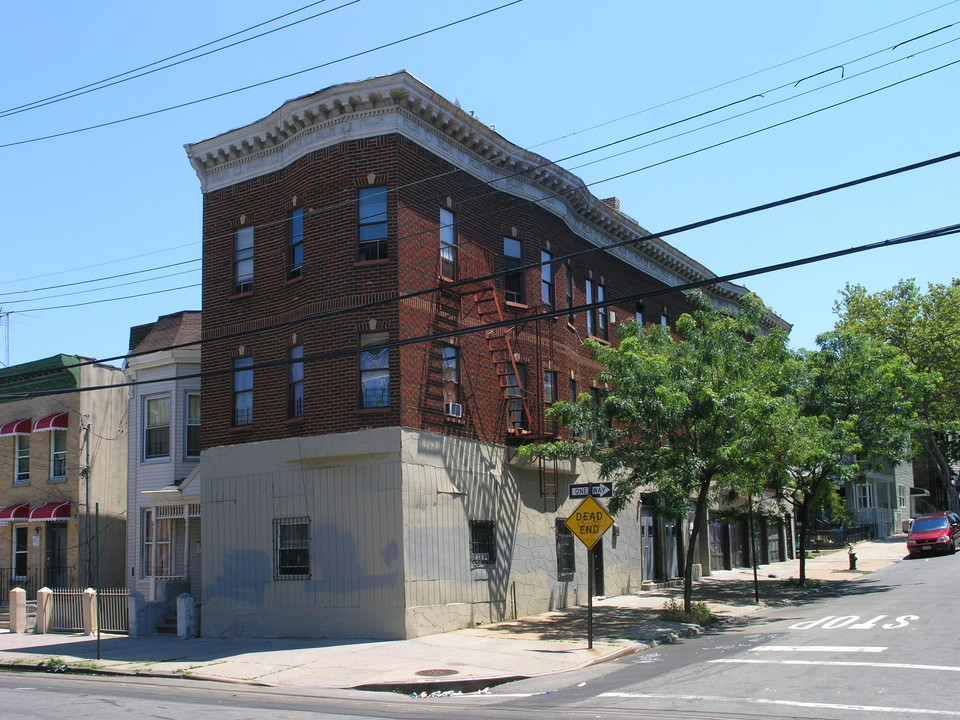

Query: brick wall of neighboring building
199;133;694;450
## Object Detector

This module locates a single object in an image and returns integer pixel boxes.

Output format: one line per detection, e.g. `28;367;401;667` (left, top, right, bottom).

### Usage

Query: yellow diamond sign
565;495;614;549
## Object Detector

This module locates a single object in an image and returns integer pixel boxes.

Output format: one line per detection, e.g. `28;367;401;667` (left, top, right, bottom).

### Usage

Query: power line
5;147;959;377
0;259;200;297
0;0;363;119
0;0;527;149
3;220;956;400
5;16;953;298
0;267;200;305
0;0;361;118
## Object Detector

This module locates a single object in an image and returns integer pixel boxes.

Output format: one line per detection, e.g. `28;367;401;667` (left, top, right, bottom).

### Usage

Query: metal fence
0;567;78;603
50;588;84;633
805;524;873;550
97;588;129;634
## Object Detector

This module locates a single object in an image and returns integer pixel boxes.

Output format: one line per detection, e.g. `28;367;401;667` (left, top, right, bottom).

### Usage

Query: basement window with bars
470;520;497;567
275;517;311;580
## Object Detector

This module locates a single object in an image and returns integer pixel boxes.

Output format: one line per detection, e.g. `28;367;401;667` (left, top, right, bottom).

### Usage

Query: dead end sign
564;495;614;549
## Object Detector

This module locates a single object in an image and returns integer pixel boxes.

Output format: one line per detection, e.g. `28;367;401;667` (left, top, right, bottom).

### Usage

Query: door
640;508;655;581
708;518;727;571
664;521;680;579
45;524;68;587
728;520;747;568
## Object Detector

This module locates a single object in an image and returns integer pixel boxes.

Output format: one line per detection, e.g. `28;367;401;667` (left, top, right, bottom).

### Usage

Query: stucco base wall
199;428;644;640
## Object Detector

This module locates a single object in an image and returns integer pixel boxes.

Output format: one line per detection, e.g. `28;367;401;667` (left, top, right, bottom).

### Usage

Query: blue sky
1;0;957;368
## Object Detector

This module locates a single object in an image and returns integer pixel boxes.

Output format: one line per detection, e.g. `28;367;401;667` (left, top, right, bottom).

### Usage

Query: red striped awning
0;418;32;437
29;502;71;522
0;503;30;525
34;412;68;433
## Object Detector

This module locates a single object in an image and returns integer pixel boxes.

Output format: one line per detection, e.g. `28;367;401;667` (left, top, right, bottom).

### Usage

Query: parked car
906;512;960;557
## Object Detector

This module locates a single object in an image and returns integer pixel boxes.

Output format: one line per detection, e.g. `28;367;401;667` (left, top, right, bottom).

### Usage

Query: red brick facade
199;132;696;451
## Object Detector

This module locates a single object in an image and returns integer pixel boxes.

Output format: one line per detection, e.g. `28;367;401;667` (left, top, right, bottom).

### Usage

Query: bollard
848;546;858;571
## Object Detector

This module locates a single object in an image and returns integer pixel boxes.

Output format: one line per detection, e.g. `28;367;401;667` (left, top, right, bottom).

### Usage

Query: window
636;302;644;325
289;345;304;418
470;520;497;567
584;278;596;335
565;265;574;323
440;208;457;279
506;363;527;431
442;345;459;405
855;483;873;509
586;278;607;340
141;508;171;578
590;388;611;445
503;237;523;303
234;226;254;294
51;429;67;480
556;519;576;578
14;435;29;484
143;395;170;460
289;208;304;279
360;332;390;408
570;379;584;439
358;187;388;262
185;393;201;459
233;357;254;426
13;526;28;578
661;313;669;327
540;250;554;307
275;517;310;579
544;371;557;405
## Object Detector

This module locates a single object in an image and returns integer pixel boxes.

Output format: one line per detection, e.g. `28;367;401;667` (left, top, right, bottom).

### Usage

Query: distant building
184;71;789;639
124;311;201;632
0;355;127;594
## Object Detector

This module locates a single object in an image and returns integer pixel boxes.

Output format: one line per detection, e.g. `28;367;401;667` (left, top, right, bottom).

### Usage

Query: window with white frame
234;226;254;294
358;187;388;262
143;395;171;460
360;332;390;408
14;435;29;484
141;507;171;578
288;207;304;279
565;264;574;323
233;357;254;426
289;345;304;418
185;392;201;459
51;429;66;480
275;517;310;579
855;483;873;509
442;345;459;406
503;237;523;303
440;208;457;279
541;249;554;307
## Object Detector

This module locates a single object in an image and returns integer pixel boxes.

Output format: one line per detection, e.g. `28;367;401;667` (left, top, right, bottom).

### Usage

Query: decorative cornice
184;71;789;332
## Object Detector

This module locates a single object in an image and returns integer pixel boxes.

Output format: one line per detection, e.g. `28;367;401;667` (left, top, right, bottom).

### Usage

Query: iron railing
97;587;130;634
0;567;77;603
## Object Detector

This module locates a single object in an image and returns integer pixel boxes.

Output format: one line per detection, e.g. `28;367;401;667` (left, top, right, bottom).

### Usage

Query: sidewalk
0;539;907;693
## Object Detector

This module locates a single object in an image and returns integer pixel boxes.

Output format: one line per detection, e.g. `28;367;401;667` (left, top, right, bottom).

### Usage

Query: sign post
564;495;614;649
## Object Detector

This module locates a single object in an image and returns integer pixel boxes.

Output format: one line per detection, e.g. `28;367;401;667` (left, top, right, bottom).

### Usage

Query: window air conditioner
444;402;463;418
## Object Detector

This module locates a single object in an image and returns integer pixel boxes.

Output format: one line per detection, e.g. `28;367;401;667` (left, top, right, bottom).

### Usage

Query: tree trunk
798;497;810;587
683;476;712;613
919;433;960;511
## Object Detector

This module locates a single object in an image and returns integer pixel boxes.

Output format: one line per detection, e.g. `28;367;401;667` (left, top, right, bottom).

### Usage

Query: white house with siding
124;311;201;631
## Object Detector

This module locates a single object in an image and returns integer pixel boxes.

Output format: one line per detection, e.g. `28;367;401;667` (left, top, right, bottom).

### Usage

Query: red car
906;511;960;557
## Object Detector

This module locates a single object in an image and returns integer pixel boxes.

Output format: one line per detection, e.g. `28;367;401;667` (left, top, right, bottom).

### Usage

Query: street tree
766;329;925;585
520;290;788;612
835;280;960;508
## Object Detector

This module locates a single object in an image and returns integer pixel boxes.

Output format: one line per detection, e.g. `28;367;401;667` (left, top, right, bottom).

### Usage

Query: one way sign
569;482;613;500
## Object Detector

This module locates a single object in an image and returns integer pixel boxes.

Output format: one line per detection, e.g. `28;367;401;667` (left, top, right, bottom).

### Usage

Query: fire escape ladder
539;455;559;511
473;287;532;436
418;255;462;431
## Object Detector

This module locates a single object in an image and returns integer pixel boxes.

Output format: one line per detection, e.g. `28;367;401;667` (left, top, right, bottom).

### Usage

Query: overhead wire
3;146;958;381
3;219;958;400
0;0;353;118
0;0;527;149
3;9;953;294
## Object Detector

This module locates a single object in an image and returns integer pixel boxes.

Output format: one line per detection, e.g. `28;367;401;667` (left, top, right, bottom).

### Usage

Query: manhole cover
415;669;460;677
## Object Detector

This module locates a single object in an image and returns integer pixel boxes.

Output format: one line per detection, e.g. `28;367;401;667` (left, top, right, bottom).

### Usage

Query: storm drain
415;669;460;677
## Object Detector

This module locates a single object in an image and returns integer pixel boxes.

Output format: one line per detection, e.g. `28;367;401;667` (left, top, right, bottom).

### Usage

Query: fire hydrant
848;545;858;571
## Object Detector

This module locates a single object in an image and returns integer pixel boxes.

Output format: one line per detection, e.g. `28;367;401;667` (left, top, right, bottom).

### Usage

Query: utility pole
83;422;92;587
0;309;9;367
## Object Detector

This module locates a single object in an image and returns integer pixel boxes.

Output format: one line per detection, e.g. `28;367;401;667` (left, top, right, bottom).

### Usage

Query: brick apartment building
184;71;788;639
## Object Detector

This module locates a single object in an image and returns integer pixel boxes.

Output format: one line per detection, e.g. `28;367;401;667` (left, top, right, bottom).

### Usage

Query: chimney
602;197;620;212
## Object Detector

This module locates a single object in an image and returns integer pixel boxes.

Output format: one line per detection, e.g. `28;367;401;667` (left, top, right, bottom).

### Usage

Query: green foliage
659;599;716;626
834;279;960;494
